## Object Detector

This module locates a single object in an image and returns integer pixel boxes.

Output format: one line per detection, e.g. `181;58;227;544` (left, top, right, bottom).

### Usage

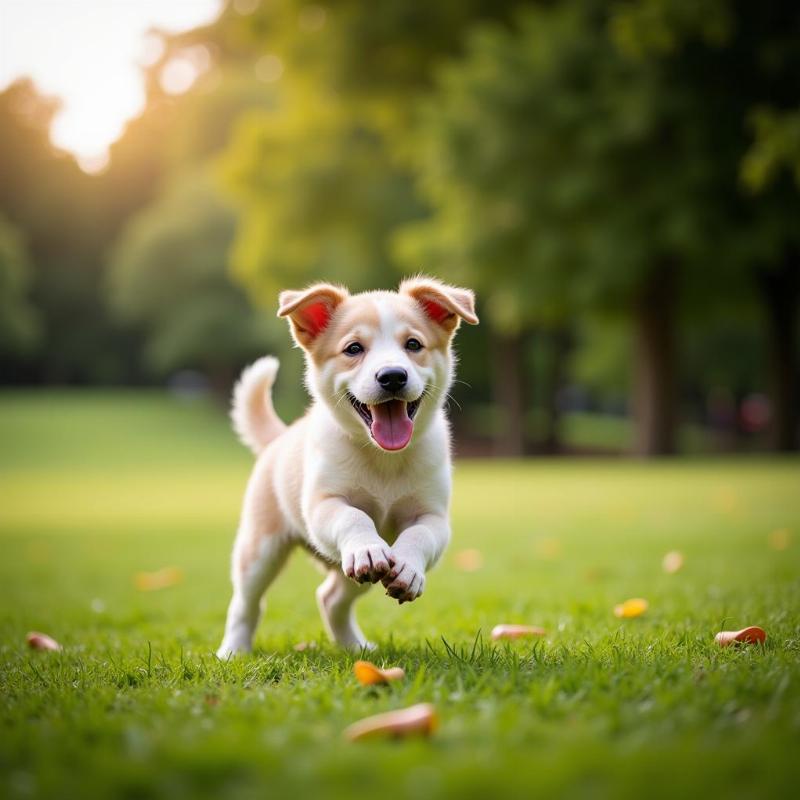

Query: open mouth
348;394;421;451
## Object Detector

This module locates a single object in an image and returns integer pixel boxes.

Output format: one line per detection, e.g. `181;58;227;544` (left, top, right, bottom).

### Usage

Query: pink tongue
370;400;413;451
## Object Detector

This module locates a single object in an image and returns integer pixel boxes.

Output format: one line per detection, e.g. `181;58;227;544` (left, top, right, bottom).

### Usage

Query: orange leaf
491;624;546;640
134;567;184;592
344;703;437;741
662;551;684;574
768;529;791;551
353;660;405;685
453;548;484;572
26;631;62;651
715;626;766;646
613;598;649;618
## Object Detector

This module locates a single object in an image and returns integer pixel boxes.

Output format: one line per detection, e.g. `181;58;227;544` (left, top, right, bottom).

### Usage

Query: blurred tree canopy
0;80;132;383
107;169;276;393
218;0;520;303
1;0;798;454
215;0;798;453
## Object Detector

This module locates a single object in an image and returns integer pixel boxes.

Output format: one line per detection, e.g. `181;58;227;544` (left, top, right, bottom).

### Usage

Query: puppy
217;277;478;657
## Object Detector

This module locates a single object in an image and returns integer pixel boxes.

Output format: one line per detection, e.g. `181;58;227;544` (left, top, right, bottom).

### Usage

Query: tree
737;98;800;454
107;170;277;396
614;0;800;451
399;1;798;456
213;0;528;450
0;79;136;384
0;214;40;359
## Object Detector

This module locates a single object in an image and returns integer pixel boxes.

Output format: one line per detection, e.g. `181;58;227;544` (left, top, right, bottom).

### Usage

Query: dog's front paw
382;555;425;603
342;543;394;584
216;638;251;659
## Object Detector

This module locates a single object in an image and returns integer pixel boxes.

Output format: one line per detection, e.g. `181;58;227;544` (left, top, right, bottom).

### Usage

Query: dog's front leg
308;497;394;584
382;513;451;603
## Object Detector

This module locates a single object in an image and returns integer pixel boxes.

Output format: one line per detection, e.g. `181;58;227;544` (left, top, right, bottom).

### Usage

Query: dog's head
278;277;478;452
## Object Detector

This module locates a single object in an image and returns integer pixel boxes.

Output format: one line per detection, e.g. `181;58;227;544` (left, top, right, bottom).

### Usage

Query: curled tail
231;356;286;456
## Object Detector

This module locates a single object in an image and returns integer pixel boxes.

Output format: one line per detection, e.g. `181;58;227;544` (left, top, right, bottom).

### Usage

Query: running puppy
217;277;478;656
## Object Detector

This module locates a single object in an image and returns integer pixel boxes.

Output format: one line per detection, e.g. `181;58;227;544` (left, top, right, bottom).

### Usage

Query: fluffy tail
231;356;286;456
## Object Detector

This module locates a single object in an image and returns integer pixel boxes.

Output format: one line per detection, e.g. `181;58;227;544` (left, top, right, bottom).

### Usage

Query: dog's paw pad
343;544;394;584
382;560;425;603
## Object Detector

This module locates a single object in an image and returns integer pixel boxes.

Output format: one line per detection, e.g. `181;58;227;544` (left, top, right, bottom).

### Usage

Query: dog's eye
405;338;423;352
343;342;364;356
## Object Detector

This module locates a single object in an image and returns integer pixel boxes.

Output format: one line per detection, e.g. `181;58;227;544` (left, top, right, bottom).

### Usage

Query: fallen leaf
344;703;437;741
26;631;62;651
134;567;184;592
662;551;684;574
768;528;791;551
583;566;610;583
293;641;317;652
491;624;546;640
715;626;766;647
454;548;483;572
535;537;562;560
613;598;649;618
353;660;405;685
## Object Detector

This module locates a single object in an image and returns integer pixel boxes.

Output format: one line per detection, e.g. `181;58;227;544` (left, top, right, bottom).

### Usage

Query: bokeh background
1;0;798;457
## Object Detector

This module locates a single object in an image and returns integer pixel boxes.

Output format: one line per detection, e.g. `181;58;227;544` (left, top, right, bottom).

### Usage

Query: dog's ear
277;283;349;348
400;276;478;334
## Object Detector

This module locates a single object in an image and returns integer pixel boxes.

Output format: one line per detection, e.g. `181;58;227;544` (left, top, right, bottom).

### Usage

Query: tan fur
217;277;477;657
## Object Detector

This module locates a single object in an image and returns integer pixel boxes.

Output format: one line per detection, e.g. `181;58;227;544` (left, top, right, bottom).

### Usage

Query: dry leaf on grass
535;538;562;560
768;529;791;551
134;567;184;592
662;551;684;574
353;660;405;685
453;548;484;572
491;624;546;641
344;703;437;741
26;631;62;651
715;626;766;647
613;598;649;618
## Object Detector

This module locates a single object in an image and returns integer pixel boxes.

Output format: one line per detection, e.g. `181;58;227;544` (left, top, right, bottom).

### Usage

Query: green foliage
741;107;800;192
0;215;40;356
396;2;729;328
608;0;733;59
0;80;128;382
2;0;797;450
218;0;523;304
1;392;799;798
221;97;421;304
108;170;274;378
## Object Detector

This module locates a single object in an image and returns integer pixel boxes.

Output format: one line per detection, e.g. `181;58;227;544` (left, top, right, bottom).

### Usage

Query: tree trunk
490;328;526;457
541;329;571;455
761;254;799;452
632;262;677;456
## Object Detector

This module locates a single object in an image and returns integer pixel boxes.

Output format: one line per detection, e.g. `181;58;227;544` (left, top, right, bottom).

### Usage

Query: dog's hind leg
217;529;292;658
316;569;374;650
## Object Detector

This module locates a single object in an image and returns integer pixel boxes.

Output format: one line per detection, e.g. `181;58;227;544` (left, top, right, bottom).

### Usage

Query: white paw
381;556;425;604
216;638;251;659
342;543;394;584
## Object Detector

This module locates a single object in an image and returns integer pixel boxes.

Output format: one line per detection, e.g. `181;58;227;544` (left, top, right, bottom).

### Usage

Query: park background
1;0;798;456
1;2;799;799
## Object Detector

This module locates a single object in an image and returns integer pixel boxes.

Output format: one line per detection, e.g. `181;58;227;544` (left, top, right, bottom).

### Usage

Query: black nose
376;367;408;393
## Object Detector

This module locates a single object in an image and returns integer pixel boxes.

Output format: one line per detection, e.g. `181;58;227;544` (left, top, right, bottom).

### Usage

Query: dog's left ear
400;277;479;334
277;283;349;349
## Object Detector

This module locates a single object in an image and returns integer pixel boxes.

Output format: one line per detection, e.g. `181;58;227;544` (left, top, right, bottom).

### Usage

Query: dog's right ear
277;283;349;349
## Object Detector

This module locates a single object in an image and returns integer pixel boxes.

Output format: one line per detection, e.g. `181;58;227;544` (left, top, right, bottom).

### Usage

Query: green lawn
1;390;799;799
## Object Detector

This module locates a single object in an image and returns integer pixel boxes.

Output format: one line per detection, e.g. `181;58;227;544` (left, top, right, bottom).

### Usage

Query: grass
1;389;799;799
